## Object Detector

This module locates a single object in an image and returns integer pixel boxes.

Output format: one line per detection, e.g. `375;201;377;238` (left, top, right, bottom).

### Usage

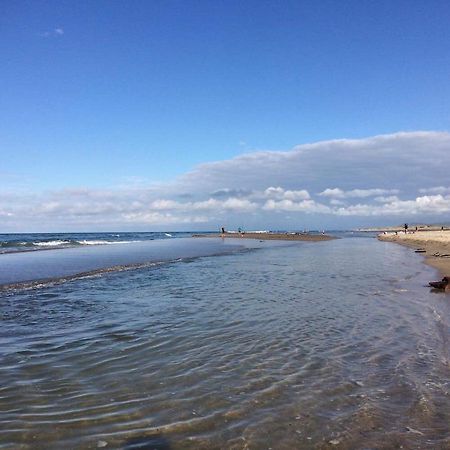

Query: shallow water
1;237;449;449
0;238;243;286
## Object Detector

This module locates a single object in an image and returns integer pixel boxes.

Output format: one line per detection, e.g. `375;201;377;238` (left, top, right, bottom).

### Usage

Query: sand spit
378;230;450;279
360;225;449;233
192;232;335;242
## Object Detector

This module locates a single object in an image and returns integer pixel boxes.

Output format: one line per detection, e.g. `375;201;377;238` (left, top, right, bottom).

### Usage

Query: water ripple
1;239;449;448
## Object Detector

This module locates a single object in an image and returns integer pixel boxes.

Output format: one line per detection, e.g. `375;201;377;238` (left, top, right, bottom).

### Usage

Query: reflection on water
1;238;449;449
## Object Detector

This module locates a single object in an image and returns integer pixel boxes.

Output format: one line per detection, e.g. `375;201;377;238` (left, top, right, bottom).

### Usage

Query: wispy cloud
318;188;399;199
40;27;64;38
418;186;450;195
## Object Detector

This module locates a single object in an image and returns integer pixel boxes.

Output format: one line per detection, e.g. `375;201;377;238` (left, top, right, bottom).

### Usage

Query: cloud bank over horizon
2;131;450;231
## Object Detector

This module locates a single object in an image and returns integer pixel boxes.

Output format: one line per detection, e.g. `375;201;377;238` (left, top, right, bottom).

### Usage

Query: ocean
0;232;196;254
0;232;449;449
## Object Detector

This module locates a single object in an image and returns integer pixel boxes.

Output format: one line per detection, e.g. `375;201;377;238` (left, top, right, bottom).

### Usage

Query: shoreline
192;232;335;242
378;230;450;280
359;225;449;233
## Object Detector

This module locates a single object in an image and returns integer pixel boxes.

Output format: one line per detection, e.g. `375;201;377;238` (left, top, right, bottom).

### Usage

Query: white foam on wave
76;240;138;245
33;240;71;247
32;239;139;248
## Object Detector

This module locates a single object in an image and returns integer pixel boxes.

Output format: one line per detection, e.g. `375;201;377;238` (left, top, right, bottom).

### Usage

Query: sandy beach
378;230;450;281
192;232;335;242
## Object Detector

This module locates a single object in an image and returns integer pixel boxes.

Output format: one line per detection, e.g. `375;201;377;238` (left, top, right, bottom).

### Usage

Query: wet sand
378;230;450;280
192;232;335;241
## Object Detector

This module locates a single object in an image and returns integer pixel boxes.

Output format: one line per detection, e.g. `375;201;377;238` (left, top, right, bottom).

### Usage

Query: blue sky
1;0;450;231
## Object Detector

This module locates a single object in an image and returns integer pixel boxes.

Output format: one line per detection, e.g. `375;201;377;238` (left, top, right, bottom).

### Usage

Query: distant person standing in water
221;227;225;234
404;223;408;234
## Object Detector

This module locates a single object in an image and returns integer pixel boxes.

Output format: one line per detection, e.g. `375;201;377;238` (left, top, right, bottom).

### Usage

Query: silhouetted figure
404;223;408;234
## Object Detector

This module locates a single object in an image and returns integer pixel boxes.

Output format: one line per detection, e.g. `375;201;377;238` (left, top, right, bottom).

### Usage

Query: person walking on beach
404;223;408;234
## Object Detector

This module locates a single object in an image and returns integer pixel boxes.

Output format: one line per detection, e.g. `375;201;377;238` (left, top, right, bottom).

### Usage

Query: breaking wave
1;238;153;254
0;232;208;254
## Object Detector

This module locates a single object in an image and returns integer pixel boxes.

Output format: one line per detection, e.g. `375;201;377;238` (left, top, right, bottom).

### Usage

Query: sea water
0;231;197;254
0;235;449;449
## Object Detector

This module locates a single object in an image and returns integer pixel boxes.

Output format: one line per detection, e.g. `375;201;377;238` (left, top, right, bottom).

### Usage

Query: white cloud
373;195;399;203
221;198;258;211
329;199;346;206
176;131;450;197
419;186;450;195
318;188;399;199
335;194;450;216
263;199;331;214
122;212;208;225
149;199;181;210
2;131;450;230
40;27;64;38
263;186;310;201
318;188;345;198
